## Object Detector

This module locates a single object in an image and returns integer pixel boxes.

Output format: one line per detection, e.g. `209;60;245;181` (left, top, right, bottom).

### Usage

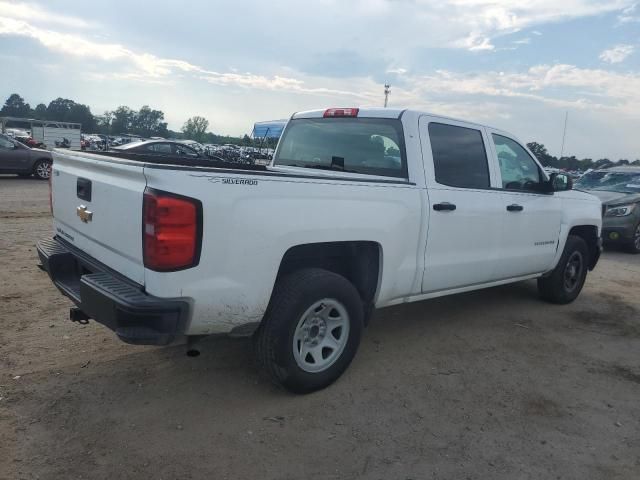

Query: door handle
433;202;456;211
507;204;524;212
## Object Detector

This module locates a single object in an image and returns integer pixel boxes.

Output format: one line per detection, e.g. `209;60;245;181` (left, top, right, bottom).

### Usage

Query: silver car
0;133;53;179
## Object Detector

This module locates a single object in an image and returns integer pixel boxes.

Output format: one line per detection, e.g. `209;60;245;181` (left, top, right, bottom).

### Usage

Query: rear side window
428;123;490;189
274;118;407;178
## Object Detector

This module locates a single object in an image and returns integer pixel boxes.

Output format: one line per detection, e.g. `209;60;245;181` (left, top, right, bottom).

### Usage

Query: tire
254;268;364;394
33;160;52;180
625;222;640;254
537;235;589;304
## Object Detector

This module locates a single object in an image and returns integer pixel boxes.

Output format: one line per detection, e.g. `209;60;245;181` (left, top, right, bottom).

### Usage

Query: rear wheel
33;160;52;180
538;235;589;304
254;268;363;394
625;222;640;254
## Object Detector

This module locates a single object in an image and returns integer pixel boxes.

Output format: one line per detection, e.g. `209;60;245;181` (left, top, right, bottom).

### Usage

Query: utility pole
384;83;391;108
560;110;568;158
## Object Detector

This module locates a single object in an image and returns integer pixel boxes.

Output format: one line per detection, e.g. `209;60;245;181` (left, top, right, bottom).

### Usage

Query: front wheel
33;160;52;180
538;235;589;304
625;222;640;254
254;268;364;394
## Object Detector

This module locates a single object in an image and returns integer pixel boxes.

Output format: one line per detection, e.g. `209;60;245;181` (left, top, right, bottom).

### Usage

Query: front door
419;116;505;293
0;135;30;171
486;131;562;278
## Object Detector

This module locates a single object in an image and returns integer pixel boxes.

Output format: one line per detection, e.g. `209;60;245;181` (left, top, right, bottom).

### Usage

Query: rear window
274;118;407;178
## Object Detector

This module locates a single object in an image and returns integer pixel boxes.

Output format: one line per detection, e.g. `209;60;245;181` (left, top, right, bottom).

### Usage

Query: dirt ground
1;176;639;480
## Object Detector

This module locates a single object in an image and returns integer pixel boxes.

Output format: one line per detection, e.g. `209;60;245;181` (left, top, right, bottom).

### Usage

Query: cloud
599;44;635;63
0;0;91;28
443;0;635;51
395;64;640;116
0;16;375;100
617;2;640;23
386;67;408;75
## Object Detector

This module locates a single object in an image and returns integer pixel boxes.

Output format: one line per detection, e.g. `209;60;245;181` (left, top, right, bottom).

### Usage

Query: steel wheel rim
634;224;640;250
292;298;350;373
564;251;583;292
37;162;51;179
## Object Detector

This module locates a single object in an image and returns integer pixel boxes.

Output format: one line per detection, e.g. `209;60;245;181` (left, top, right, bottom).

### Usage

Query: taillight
323;108;359;118
143;188;202;271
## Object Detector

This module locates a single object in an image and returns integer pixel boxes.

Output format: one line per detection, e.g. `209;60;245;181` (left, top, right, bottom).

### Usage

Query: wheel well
277;241;381;310
569;225;600;270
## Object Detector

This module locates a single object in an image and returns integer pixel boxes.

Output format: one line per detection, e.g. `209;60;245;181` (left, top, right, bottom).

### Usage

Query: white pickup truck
38;107;602;393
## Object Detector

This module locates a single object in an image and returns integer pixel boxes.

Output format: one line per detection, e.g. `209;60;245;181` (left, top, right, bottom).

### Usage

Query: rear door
486;130;562;277
419;116;504;293
51;151;147;284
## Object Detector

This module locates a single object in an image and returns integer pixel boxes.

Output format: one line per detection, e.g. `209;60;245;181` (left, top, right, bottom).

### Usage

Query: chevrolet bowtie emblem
76;205;93;223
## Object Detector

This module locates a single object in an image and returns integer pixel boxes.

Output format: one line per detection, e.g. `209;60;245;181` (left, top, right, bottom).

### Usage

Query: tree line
3;93;635;163
0;93;261;146
526;142;639;170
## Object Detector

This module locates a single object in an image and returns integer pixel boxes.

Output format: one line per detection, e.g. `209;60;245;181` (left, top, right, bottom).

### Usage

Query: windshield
274;118;407;178
575;171;640;194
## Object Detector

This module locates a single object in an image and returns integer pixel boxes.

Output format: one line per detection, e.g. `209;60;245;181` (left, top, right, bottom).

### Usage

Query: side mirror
549;172;573;192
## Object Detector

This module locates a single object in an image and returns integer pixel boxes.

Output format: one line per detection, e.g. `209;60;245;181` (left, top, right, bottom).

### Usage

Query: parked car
0;133;52;179
112;140;200;157
575;166;640;253
38;107;602;393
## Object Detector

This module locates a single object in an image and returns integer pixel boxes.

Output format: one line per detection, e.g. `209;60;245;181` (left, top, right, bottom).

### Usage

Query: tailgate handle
77;178;92;202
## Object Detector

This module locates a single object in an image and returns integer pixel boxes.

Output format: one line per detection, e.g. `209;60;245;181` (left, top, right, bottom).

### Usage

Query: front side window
174;144;199;157
492;134;542;191
428;123;490;189
274;118;407;178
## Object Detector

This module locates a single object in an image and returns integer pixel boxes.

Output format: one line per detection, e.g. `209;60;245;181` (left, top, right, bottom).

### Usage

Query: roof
290;107;497;131
596;166;640;173
0;116;81;128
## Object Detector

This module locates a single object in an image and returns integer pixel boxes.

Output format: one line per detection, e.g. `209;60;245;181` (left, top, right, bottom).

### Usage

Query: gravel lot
1;176;639;480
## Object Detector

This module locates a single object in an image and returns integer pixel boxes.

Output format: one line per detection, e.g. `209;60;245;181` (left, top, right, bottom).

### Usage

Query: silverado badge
76;205;93;223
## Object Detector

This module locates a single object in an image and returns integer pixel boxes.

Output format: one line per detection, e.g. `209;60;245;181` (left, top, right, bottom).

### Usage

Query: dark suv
0;133;53;179
575;166;640;253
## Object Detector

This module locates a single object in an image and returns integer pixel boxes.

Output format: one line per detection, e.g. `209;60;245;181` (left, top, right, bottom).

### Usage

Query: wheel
537;235;589;304
625;222;640;254
33;160;52;180
254;268;364;394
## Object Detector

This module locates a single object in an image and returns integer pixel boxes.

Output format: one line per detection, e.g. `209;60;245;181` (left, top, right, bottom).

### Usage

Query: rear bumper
37;237;189;345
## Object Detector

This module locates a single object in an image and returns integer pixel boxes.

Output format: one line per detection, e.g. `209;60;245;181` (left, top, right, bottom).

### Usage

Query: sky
0;0;639;159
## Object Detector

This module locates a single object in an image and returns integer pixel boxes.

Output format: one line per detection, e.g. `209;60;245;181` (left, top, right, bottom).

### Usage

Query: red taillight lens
323;108;359;118
143;188;201;271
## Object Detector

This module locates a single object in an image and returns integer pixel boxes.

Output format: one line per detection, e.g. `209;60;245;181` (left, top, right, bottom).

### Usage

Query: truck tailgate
51;150;146;285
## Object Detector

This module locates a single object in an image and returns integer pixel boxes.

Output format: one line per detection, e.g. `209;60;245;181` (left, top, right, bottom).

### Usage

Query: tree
0;93;31;117
182;116;209;142
526;141;554;167
110;106;135;134
134;105;168;137
33;103;47;119
46;98;75;121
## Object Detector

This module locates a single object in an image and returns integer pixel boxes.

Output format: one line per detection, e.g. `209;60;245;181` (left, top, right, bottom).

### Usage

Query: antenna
384;83;391;108
560;110;568;158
